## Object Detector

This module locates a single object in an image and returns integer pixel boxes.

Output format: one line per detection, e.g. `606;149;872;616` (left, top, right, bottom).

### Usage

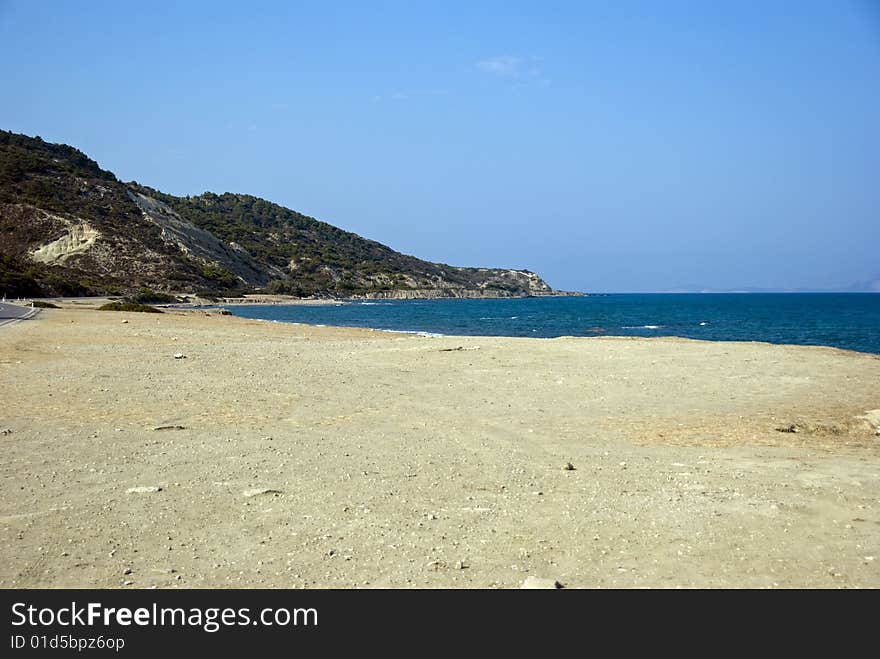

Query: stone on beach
856;410;880;436
242;488;282;498
520;576;562;589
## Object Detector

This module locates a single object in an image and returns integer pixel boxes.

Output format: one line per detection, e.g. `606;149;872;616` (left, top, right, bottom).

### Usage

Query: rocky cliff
0;129;561;298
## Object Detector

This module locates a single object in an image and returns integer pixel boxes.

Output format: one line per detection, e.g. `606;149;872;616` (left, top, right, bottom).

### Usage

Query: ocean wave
377;328;444;338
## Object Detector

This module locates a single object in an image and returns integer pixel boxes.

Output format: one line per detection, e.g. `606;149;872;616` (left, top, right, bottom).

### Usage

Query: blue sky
1;0;878;292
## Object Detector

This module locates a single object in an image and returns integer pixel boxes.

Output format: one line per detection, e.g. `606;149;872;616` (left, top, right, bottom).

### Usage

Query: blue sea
226;294;880;355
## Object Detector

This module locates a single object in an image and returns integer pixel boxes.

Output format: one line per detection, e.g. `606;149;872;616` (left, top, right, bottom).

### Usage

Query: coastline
30;292;583;309
185;291;582;306
211;294;880;357
2;308;879;588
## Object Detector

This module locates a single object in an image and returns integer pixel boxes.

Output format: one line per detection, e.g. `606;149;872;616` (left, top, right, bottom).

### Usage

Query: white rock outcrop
30;218;100;265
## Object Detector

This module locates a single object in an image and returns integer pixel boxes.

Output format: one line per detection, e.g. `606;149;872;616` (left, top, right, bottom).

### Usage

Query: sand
1;307;879;588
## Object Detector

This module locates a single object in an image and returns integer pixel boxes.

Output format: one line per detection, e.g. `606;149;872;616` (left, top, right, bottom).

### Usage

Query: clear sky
1;0;878;292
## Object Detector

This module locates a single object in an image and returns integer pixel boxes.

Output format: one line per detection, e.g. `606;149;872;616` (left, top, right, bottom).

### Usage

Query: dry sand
1;307;879;588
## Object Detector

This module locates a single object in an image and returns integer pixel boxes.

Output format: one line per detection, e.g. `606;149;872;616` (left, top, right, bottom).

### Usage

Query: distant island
0;129;572;299
664;283;880;294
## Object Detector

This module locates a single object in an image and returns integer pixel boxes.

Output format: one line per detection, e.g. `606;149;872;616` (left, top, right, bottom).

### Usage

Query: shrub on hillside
126;288;179;304
98;302;163;313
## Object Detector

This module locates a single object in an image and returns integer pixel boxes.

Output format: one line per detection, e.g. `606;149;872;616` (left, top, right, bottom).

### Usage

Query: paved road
0;302;37;328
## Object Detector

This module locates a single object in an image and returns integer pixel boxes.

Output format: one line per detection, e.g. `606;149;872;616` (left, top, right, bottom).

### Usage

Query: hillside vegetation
1;129;557;298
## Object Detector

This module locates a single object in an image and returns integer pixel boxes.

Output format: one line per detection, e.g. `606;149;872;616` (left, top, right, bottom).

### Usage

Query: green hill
0;129;557;298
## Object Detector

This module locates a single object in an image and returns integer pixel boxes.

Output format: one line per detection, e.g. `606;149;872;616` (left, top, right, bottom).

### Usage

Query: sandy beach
1;306;879;588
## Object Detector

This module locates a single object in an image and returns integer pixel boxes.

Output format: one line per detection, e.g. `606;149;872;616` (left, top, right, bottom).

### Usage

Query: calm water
227;294;880;354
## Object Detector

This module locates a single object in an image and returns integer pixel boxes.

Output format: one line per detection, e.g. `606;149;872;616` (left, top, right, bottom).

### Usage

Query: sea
225;293;880;355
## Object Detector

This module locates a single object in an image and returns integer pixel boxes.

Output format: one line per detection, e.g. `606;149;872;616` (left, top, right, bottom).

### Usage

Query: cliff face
0;129;560;298
0;131;214;294
125;190;283;286
354;269;552;299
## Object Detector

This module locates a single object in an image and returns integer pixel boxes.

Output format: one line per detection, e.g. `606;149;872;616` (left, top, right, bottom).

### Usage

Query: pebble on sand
242;488;282;498
520;576;562;589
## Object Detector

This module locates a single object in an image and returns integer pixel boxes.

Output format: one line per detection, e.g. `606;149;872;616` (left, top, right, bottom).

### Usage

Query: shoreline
215;308;880;359
2;307;879;588
13;299;880;358
184;292;584;306
28;298;880;358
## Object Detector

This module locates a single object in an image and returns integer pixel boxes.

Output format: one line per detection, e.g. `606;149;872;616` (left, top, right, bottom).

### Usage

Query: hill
0;129;559;298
